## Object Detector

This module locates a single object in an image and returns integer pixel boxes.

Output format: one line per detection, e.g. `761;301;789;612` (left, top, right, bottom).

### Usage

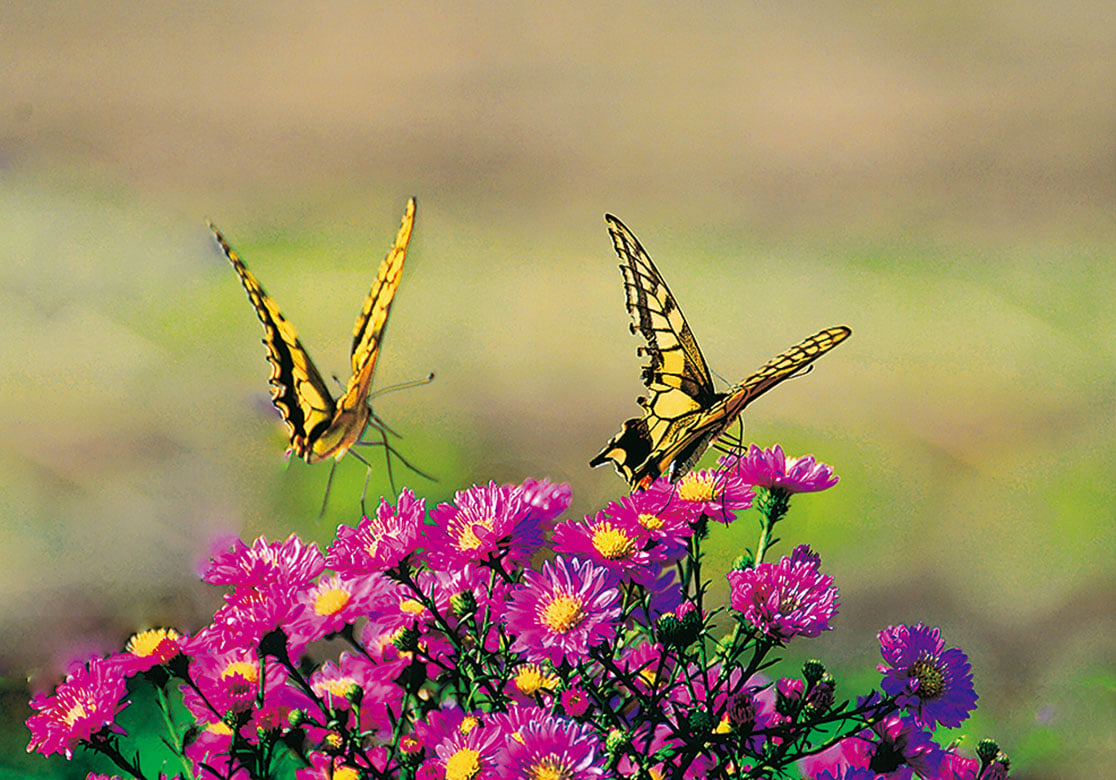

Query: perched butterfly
590;214;851;491
208;198;419;493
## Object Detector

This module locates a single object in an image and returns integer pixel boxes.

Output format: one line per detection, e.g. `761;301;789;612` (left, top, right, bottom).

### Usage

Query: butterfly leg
317;459;340;523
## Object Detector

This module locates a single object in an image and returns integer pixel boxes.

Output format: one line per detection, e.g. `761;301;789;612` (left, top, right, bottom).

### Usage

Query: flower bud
450;590;477;618
288;708;309;727
731;553;755;571
344;682;363;707
683;708;713;736
605;728;630;754
802;659;826;683
392;625;421;652
976;738;1001;763
399;734;424;767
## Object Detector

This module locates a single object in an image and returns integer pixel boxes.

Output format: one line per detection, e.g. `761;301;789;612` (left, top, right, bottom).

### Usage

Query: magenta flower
507;477;573;523
306;652;403;740
599;491;694;561
415;708;504;780
504;555;622;666
720;444;839;493
644;468;755;525
27;656;129;758
327;488;426;573
178;643;288;724
727;544;839;641
111;628;185;676
425;482;543;570
285;573;389;647
203;533;325;589
878;623;978;729
552;510;659;585
497;716;607;779
799;713;946;779
209;581;303;653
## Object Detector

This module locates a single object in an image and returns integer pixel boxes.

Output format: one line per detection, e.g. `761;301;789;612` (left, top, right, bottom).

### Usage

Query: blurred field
1;2;1113;777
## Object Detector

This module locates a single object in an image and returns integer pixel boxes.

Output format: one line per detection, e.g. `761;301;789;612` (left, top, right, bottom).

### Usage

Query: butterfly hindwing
592;214;850;490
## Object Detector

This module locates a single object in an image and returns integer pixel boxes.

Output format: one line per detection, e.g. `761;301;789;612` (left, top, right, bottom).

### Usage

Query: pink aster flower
27;656;129;758
599;491;694;561
425;482;543;570
497;716;607;779
112;628;185;676
285;573;389;647
178;644;287;723
720;444;839;493
203;533;325;589
727;544;839;641
327;488;426;574
507;477;573;523
415;708;504;780
306;653;403;741
644;468;755;525
878;623;978;729
209;581;303;653
552;511;659;586
504;555;622;667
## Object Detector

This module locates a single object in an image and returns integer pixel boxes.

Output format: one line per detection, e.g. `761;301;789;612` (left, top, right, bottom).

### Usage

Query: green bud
450;590;477;618
287;708;308;727
344;682;363;706
392;625;421;652
684;708;714;736
731;553;755;571
605;728;630;754
976;739;1001;763
802;659;825;683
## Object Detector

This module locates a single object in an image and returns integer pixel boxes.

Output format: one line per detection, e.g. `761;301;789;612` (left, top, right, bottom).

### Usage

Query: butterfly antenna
370;371;435;400
317;459;340;523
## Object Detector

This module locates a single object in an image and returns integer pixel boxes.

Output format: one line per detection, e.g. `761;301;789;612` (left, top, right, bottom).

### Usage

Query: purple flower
203;533;324;589
27;656;129;758
552;511;659;585
327;488;426;573
878;623;978;729
504;556;622;666
644;468;755;524
720;444;839;493
285;573;390;647
800;712;946;779
726;544;839;641
112;628;185;676
600;491;695;561
507;477;573;523
425;482;543;570
497;716;607;779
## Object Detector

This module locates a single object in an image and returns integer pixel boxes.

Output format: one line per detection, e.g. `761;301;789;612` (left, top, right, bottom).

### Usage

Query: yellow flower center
445;747;481;780
515;663;559;695
460;715;480;735
314;585;351;616
455;515;495;551
125;628;180;657
591;521;635;560
222;660;259;684
62;699;91;727
677;472;716;502
333;768;359;780
527;755;572;780
314;675;357;700
638;512;664;530
400;598;427;616
910;656;946;699
542;594;584;634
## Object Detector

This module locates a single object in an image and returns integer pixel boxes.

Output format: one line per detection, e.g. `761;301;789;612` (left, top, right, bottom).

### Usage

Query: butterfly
208;198;418;489
590;213;851;491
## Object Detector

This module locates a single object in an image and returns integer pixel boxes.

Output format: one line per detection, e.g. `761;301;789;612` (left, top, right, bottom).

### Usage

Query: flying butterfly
208;198;424;505
590;214;851;491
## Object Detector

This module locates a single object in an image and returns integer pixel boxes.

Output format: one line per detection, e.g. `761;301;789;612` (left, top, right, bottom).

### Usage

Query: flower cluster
26;448;1010;779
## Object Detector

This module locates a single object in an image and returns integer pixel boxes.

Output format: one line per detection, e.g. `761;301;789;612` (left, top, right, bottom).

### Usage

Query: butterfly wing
209;221;337;461
590;214;721;487
635;325;852;485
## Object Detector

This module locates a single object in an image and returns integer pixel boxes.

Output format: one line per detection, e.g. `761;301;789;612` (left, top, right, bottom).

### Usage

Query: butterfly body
209;198;416;465
591;214;850;490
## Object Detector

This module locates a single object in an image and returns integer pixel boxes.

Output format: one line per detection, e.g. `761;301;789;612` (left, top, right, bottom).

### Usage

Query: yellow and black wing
590;214;850;490
336;197;416;418
209;198;417;464
208;220;337;461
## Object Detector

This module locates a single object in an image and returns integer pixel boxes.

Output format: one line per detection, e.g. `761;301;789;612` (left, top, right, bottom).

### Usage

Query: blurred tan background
1;2;1113;777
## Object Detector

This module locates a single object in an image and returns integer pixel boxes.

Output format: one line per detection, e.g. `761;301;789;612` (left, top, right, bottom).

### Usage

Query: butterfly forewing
208;221;337;460
592;214;850;491
339;197;416;414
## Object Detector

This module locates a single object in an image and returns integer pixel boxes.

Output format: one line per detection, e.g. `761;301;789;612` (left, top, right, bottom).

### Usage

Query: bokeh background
2;2;1113;777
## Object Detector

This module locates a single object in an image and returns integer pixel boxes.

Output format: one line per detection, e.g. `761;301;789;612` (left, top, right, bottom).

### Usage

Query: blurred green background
1;2;1112;777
